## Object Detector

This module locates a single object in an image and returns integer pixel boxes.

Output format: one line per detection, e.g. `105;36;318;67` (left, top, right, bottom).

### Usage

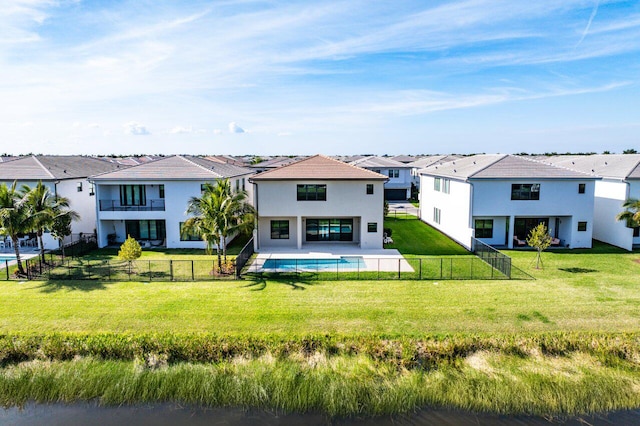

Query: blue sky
1;0;639;155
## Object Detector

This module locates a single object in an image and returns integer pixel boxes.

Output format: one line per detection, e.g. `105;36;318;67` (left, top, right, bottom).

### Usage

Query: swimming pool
262;257;365;271
0;254;17;260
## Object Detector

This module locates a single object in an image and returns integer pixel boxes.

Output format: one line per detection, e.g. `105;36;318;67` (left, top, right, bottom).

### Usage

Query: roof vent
453;169;457;173
473;161;476;164
591;169;594;172
604;162;608;165
63;169;67;173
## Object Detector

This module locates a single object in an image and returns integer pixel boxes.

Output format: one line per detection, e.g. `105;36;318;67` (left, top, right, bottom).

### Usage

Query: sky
1;0;639;156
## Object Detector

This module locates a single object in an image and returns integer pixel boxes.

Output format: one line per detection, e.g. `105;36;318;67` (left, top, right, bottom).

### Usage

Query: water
2;403;639;425
262;256;365;271
0;254;17;260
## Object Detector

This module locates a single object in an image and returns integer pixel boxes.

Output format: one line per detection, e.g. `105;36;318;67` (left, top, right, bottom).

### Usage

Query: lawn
383;215;469;256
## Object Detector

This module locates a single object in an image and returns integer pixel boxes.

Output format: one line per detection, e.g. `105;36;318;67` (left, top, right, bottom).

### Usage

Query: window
270;220;289;239
366;184;374;194
577;221;587;232
388;169;399;178
367;222;378;233
179;222;201;241
634;227;639;238
242;178;246;191
433;177;450;194
159;184;165;199
578;183;585;194
433;207;441;224
125;220;165;241
306;219;353;241
511;184;540;200
442;179;450;194
89;182;95;196
120;185;146;206
297;184;327;201
434;177;441;192
373;169;381;174
474;219;494;238
77;182;83;192
201;184;206;193
235;179;240;192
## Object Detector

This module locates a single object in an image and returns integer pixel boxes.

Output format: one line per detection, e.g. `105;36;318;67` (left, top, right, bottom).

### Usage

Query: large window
270;220;289;239
511;184;540;200
297;184;327;201
306;219;353;241
474;219;494;238
125;220;165;241
433;177;450;194
120;185;146;206
634;227;639;237
433;207;441;224
514;218;548;240
179;222;201;241
434;177;441;191
388;169;399;178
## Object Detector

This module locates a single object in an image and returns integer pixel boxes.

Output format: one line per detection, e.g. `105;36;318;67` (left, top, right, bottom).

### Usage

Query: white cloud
212;129;222;134
228;122;245;133
123;121;150;135
170;125;193;134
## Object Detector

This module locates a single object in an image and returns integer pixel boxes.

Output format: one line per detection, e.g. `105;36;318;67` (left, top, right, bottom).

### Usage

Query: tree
182;178;255;272
383;200;389;217
0;182;34;276
118;235;142;275
616;198;640;231
50;213;73;260
22;181;79;264
623;149;638;154
526;223;552;269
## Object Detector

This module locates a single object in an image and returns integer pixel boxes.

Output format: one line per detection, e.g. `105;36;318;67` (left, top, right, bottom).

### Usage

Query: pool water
262;257;365;271
0;254;17;260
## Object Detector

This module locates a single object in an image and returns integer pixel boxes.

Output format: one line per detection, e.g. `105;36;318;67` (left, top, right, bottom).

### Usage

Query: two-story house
0;155;124;249
419;154;598;250
349;156;412;200
90;155;254;249
250;155;388;250
544;154;640;250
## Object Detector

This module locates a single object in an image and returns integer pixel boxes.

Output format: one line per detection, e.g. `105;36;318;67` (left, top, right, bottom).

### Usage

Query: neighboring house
418;154;598;250
90;155;254;249
391;155;418;164
250;155;387;250
544;154;640;250
349;156;412;200
0;155;124;249
407;155;460;189
249;156;307;173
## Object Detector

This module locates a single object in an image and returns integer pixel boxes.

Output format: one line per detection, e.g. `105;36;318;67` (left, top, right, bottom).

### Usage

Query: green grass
383;216;469;256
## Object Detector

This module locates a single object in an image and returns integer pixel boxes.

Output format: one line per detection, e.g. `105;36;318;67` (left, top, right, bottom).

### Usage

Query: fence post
191;260;194;281
149;260;152;281
491;257;494;279
5;260;8;280
68;259;71;279
170;260;173;281
440;258;443;279
419;258;422;280
398;258;401;279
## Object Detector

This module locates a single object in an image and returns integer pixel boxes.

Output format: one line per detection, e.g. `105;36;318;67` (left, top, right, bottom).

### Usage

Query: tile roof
349;156;411;169
0;155;123;181
543;154;640;180
391;155;417;163
91;155;253;181
407;155;460;168
420;154;595;180
250;155;388;181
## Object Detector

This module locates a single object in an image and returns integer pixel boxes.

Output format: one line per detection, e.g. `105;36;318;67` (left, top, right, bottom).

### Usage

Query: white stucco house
0;155;124;249
407;155;460;189
418;154;599;250
544;154;640;251
90;155;254;249
348;156;412;201
250;155;388;250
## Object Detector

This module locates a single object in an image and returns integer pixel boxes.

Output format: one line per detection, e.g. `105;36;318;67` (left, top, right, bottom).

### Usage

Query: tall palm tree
616;198;640;229
0;182;34;276
182;178;254;271
22;181;80;264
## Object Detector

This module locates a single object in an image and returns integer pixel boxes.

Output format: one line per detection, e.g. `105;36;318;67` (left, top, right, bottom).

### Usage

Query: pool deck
251;244;414;273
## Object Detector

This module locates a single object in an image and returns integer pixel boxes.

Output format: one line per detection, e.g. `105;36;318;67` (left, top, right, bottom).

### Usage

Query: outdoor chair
513;236;527;247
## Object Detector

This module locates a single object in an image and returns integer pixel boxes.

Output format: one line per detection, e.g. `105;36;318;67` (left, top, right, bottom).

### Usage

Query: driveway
387;201;419;217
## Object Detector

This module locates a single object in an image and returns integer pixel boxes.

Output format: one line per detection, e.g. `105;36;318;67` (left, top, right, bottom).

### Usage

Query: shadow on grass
33;280;110;293
241;274;315;291
559;267;599;273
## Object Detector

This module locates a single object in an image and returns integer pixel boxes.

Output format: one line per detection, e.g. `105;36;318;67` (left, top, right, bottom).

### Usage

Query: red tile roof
250;155;387;181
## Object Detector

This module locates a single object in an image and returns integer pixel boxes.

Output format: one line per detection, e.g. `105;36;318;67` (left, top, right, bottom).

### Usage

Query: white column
508;215;515;249
297;216;303;249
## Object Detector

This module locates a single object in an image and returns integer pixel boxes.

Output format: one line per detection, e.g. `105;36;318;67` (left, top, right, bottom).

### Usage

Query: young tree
22;181;79;264
118;235;142;275
616;198;640;231
50;213;73;260
526;223;552;269
0;182;34;275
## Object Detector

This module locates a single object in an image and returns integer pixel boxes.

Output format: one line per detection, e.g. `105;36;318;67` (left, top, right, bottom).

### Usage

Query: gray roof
420;154;595;180
91;155;253;181
0;155;124;181
391;155;417;163
543;154;640;180
349;156;411;169
407;155;460;169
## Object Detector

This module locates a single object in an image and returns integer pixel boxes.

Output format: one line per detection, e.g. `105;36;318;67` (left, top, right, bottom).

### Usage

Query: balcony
99;199;165;211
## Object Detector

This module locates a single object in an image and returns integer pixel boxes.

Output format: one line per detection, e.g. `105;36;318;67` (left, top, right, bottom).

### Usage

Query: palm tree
21;181;80;264
0;182;34;276
182;178;254;271
616;198;640;230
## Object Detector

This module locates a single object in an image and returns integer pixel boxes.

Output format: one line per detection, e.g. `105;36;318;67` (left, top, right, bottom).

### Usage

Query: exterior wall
472;216;508;246
254;180;384;249
631;181;640;246
95;174;253;249
472;179;595;248
419;175;473;249
592;179;634;250
362;166;412;198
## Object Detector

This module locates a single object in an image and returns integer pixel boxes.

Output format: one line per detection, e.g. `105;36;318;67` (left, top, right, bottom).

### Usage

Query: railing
99;199;165;211
471;237;512;278
235;237;254;278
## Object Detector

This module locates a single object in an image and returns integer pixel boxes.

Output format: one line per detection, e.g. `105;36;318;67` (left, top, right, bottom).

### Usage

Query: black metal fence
235;237;254;278
472;237;512;278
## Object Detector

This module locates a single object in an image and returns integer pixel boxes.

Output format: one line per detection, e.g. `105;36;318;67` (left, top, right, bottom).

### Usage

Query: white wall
255;180;384;249
419;175;473;249
591;180;633;250
631;181;640;247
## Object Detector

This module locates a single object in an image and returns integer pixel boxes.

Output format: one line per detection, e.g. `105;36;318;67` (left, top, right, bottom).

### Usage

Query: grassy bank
0;333;638;416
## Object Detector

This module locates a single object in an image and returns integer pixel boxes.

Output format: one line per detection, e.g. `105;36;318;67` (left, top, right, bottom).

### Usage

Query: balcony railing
99;199;165;211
